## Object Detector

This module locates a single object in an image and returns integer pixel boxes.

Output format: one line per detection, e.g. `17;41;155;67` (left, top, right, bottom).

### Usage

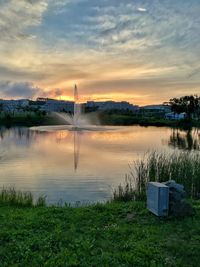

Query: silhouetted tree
168;95;200;119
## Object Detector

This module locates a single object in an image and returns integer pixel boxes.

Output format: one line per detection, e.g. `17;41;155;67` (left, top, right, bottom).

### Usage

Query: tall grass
113;151;200;201
113;175;137;201
0;187;46;207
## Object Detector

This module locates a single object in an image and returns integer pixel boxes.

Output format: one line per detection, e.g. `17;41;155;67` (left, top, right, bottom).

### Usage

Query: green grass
0;187;46;207
114;151;200;201
0;201;200;267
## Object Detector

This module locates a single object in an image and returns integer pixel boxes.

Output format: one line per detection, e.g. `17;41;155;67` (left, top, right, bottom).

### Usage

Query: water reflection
168;128;200;150
0;126;199;204
0;126;35;143
74;131;81;171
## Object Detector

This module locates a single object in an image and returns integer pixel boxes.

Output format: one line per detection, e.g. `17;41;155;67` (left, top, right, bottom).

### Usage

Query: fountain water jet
72;84;81;130
54;84;89;130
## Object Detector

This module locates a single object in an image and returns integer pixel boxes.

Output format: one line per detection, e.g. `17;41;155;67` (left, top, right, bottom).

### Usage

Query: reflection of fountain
74;130;81;171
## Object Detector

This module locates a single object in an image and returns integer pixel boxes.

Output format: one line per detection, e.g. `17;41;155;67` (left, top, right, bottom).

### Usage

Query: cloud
0;81;42;99
0;0;48;41
137;7;147;12
79;76;200;105
0;0;199;104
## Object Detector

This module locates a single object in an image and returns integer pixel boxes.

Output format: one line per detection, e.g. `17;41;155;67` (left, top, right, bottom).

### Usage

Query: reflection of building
86;101;139;111
165;112;186;120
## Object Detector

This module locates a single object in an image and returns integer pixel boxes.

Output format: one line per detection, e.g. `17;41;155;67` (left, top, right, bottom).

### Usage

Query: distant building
40;99;74;113
165;112;186;120
0;98;74;113
86;101;103;109
86;101;139;112
37;97;53;101
141;104;171;113
0;99;29;112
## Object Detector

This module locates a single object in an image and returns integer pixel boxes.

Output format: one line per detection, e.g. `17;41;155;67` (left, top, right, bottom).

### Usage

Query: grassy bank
0;188;46;207
99;113;200;128
0;200;200;267
1;111;200;128
0;112;67;126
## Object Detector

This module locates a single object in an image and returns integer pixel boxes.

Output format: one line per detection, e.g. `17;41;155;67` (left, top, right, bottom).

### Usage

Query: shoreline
0;111;199;129
0;117;199;129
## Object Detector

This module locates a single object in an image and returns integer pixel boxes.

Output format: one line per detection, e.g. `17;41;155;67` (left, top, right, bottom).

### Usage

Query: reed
114;151;200;201
0;187;46;207
113;175;136;201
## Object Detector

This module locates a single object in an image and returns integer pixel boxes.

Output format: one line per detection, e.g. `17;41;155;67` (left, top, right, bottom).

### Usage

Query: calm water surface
0;126;199;204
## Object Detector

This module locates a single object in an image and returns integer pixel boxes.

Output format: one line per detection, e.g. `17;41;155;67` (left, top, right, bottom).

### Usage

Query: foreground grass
0;201;200;267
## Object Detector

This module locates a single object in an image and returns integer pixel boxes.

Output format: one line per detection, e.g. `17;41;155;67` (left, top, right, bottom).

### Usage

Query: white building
141;104;171;113
165;112;186;120
86;101;139;111
0;99;29;112
41;99;74;113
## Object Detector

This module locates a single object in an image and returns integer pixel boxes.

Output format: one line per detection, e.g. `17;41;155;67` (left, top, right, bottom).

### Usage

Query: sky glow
0;0;199;105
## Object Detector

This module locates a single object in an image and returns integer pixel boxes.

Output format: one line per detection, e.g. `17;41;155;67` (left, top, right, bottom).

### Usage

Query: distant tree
168;95;200;119
0;103;3;114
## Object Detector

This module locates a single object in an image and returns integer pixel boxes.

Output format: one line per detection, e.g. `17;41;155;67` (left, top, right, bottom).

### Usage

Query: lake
0;126;199;204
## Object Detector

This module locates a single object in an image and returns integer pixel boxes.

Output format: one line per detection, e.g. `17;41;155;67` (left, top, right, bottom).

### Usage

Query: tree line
167;95;200;119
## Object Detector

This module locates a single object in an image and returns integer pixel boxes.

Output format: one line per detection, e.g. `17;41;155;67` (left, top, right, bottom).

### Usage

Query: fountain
51;85;116;131
72;85;81;171
51;84;83;130
30;85;117;171
31;84;116;132
51;84;95;131
72;84;82;130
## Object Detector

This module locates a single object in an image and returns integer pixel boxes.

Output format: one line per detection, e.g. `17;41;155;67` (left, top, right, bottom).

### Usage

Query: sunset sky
0;0;199;105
